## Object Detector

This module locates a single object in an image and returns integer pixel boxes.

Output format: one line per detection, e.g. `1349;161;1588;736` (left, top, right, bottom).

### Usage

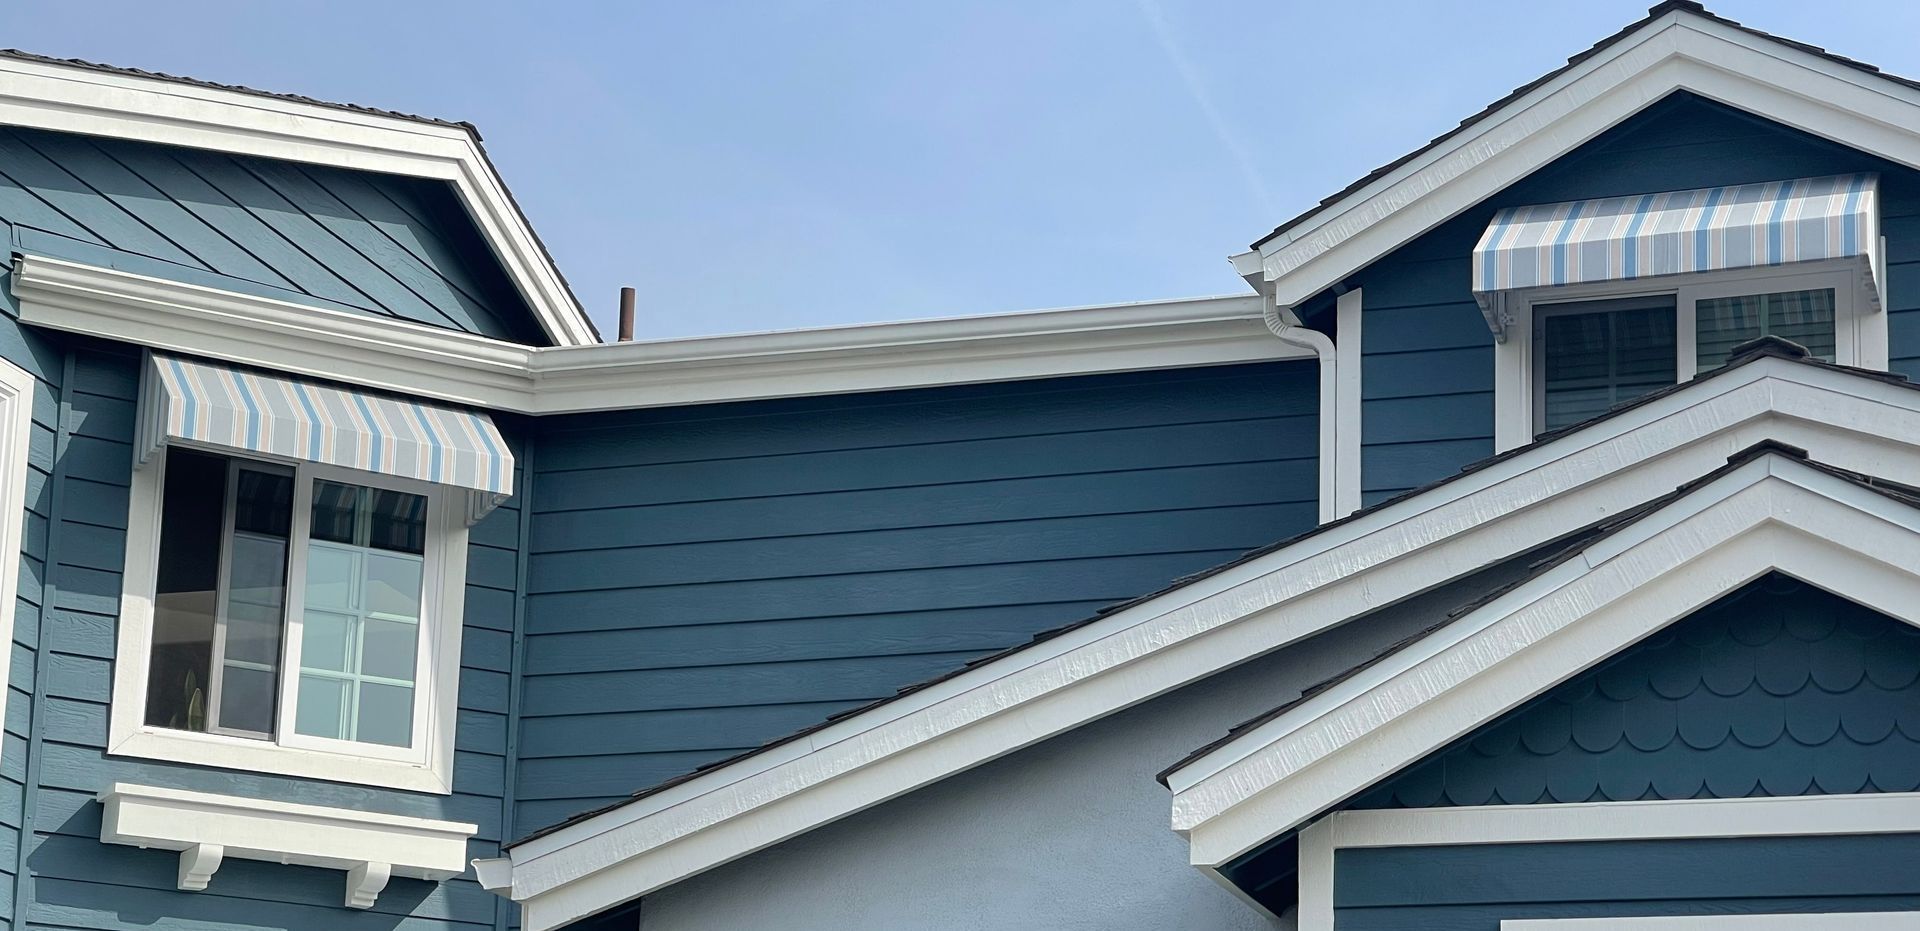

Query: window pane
301;610;356;674
365;553;423;621
213;466;292;736
1539;299;1677;433
355;682;414;747
295;673;349;741
217;664;277;735
304;543;360;613
310;481;360;545
1695;288;1836;372
368;488;427;555
222;599;283;666
232;469;294;537
293;478;430;749
146;448;227;732
362;618;418;681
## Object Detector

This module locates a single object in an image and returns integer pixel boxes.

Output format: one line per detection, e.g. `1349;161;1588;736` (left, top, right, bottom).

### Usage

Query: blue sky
13;1;1920;338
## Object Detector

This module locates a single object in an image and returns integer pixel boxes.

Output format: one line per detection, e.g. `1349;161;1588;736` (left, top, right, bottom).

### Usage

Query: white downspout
1261;290;1361;523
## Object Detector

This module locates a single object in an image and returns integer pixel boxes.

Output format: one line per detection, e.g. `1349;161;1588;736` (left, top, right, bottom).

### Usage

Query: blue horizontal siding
1349;93;1920;504
0;125;545;344
516;361;1321;836
9;344;520;930
1334;835;1920;930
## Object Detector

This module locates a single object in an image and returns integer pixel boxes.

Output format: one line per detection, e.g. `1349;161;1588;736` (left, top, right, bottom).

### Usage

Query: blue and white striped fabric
142;353;514;501
1473;174;1878;294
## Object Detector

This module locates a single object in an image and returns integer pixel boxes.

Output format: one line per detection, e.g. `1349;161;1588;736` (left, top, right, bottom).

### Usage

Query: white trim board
1171;453;1920;871
1297;793;1920;931
97;782;476;909
1501;915;1920;930
9;256;1316;413
0;53;596;346
1332;289;1363;518
0;357;35;768
1242;7;1920;313
476;356;1920;930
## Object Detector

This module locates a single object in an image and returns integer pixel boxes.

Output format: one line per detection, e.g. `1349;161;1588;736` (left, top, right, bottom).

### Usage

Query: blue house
0;2;1918;928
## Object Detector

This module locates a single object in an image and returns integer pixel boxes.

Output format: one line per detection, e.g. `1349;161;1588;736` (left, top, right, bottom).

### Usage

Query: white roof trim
1315;790;1920;852
9;256;1312;413
1171;452;1920;867
474;357;1920;929
0;54;597;346
1254;7;1920;309
1298;791;1920;931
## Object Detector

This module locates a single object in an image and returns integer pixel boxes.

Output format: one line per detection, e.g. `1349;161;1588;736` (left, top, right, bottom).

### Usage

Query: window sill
108;727;452;795
97;782;476;909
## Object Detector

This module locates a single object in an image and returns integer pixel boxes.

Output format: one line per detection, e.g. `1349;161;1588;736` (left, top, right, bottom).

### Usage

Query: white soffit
1249;7;1920;309
96;783;477;909
0;53;597;346
1169;452;1920;868
478;357;1920;930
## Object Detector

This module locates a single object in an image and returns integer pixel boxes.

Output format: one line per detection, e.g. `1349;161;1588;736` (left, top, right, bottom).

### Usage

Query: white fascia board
10;255;539;410
97;782;477;909
1257;10;1920;310
9;259;1311;414
483;359;1920;930
0;54;595;346
525;294;1308;412
1174;459;1920;867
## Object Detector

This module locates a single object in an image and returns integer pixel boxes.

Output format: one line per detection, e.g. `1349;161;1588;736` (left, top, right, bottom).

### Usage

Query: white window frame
109;442;468;794
1493;259;1886;451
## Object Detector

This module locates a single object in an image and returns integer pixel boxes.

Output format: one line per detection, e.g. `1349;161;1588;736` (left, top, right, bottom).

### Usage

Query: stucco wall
629;561;1539;931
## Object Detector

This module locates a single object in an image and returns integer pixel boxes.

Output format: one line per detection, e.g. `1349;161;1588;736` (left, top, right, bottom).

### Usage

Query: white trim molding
1333;289;1363;517
0;53;596;346
1296;793;1920;931
475;356;1920;930
532;293;1316;415
0;357;33;767
1169;451;1920;871
1502;914;1920;930
1244;6;1920;315
96;783;476;909
10;256;1316;414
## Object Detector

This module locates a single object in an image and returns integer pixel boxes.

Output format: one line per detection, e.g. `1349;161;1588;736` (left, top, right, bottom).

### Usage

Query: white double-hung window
113;354;513;793
1478;174;1887;450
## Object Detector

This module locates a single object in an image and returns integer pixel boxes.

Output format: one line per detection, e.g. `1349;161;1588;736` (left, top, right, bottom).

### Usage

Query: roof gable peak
1240;2;1920;309
1165;444;1920;872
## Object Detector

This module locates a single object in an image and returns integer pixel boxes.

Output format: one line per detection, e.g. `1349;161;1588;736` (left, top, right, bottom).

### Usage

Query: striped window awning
138;354;513;516
1472;173;1879;334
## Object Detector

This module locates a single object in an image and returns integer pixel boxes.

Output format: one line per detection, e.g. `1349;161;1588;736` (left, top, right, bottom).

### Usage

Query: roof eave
0;50;599;346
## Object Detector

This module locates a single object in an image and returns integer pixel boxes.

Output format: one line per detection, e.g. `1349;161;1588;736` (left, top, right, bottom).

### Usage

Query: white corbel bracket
97;783;476;910
177;842;222;891
347;861;394;909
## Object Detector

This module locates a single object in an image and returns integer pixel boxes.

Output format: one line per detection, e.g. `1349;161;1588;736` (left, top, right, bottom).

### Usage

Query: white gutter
1259;289;1356;523
9;256;1320;415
